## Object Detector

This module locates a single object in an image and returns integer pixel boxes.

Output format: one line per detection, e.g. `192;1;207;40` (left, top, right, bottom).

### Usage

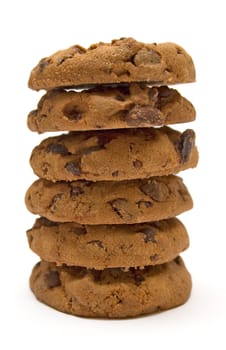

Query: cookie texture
27;217;189;269
28;84;195;132
25;175;193;225
30;126;198;182
28;38;195;90
30;257;192;318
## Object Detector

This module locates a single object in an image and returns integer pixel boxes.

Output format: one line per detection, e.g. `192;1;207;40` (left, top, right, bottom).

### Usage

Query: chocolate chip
42;162;50;175
72;45;86;54
176;129;195;164
89;43;98;50
140;180;170;201
87;240;104;249
65;161;81;176
34;217;58;229
40;114;47;120
133;159;143;169
138;227;157;243
179;188;190;202
148;88;159;103
176;47;183;55
132;271;145;286
124;105;162;126
158;86;172;98
175;256;182;265
112;170;119;177
70;186;84;198
71;226;87;235
63;103;83;121
136;200;153;209
49;193;64;212
45;271;61;288
39;58;51;73
150;254;159;261
164;67;173;73
129;143;135;152
114;68;131;77
46;143;69;155
133;49;161;66
56;54;74;66
57;57;65;65
108;198;132;221
156;86;176;108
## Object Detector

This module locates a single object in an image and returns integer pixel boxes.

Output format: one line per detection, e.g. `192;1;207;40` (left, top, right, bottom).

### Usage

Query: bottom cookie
30;257;191;318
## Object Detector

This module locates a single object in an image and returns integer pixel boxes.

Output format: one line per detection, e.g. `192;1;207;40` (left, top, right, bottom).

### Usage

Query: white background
1;0;225;349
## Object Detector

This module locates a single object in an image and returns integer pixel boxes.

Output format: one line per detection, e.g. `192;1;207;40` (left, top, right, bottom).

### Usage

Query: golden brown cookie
30;257;192;318
27;217;189;269
28;38;195;90
27;84;195;132
30;127;198;182
25;175;193;225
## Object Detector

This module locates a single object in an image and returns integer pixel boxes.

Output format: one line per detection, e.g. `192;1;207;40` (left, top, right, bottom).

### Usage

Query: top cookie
28;38;196;90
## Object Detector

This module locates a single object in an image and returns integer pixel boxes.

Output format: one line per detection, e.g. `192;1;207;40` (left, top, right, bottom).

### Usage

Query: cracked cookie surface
27;84;195;132
27;217;189;269
30;257;192;318
30;126;198;182
25;175;193;224
28;38;195;90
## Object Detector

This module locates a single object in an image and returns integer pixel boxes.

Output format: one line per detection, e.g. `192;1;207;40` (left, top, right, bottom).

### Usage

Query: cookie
27;84;196;133
30;257;191;318
28;38;195;90
30;127;198;182
27;217;189;269
25;175;193;225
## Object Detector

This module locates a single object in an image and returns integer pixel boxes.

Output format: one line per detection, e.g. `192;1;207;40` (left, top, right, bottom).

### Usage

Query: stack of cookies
25;38;198;318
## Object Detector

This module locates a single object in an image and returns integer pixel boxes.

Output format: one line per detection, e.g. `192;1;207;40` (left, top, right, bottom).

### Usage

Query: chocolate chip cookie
28;38;195;90
30;257;192;318
25;175;193;225
28;84;195;132
30;126;198;182
27;217;189;269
